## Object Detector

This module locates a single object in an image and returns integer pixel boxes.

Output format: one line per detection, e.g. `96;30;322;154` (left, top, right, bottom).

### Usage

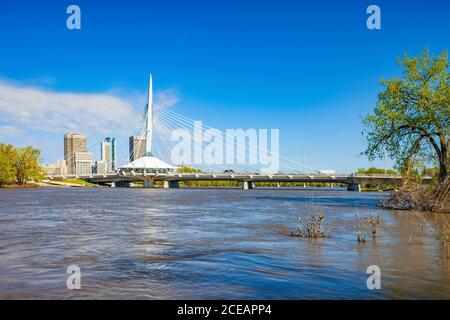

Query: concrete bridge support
243;181;254;190
347;183;361;192
144;179;154;188
113;181;130;188
163;181;180;189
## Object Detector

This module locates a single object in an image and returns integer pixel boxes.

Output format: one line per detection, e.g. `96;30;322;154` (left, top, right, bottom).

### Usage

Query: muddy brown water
0;187;449;299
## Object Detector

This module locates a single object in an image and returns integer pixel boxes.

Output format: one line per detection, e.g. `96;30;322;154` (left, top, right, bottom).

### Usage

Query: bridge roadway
46;173;433;191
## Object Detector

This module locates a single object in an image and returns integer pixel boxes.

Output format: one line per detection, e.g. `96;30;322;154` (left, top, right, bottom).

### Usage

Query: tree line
0;143;44;186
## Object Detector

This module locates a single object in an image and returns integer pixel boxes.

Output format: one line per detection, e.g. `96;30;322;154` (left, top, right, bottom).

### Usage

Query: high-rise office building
101;137;116;173
129;136;146;162
64;134;93;175
105;137;116;172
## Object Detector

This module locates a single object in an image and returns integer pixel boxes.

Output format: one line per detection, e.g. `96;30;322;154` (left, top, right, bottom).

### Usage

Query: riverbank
381;177;450;213
0;179;97;188
0;183;41;189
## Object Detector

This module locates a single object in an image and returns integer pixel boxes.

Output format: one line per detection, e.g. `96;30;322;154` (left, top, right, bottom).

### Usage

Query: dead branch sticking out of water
291;209;329;238
435;218;450;258
431;176;450;213
408;212;426;245
442;223;450;258
412;212;450;258
353;214;367;243
353;213;384;242
364;213;384;237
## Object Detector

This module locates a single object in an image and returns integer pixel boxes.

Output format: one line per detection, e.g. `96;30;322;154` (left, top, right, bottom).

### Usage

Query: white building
44;160;68;176
95;160;107;175
74;152;93;175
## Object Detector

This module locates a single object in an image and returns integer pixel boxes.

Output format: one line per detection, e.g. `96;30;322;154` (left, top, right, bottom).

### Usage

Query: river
0;187;449;299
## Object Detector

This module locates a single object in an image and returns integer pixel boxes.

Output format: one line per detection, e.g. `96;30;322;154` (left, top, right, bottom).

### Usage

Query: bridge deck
47;173;432;186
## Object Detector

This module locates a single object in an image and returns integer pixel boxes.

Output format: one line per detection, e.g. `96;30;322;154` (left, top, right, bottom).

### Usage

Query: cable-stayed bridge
47;74;433;191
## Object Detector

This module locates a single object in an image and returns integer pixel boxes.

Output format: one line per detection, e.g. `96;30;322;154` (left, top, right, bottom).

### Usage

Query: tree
0;143;17;185
14;146;44;185
357;167;397;175
363;49;449;182
176;165;202;173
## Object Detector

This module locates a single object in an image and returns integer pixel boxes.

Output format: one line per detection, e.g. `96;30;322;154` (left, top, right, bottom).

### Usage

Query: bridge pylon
144;179;154;188
164;181;180;189
347;183;361;192
243;181;254;190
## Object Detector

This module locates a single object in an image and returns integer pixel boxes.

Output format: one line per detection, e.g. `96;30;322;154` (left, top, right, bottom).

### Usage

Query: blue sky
0;0;449;172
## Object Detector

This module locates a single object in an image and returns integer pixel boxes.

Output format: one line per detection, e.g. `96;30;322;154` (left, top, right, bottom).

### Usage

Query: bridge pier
347;183;361;192
113;181;130;188
163;181;180;189
243;181;254;190
144;179;154;188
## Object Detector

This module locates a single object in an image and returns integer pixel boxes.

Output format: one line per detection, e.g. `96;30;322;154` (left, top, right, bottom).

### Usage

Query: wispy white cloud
155;89;180;108
0;78;181;164
0;80;142;136
0;79;181;136
0;125;23;137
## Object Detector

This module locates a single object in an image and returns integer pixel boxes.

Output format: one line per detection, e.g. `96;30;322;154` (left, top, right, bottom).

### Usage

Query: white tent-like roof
121;156;176;171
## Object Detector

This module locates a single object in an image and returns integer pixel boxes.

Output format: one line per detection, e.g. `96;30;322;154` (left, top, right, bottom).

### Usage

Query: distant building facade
64;134;93;175
74;152;93;175
129;136;146;162
43;160;68;176
101;137;116;173
94;160;107;174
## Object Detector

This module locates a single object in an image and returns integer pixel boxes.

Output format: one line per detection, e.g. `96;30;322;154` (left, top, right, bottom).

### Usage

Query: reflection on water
0;188;449;299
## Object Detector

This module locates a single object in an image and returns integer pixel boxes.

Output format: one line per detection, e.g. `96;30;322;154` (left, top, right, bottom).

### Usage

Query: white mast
145;74;153;155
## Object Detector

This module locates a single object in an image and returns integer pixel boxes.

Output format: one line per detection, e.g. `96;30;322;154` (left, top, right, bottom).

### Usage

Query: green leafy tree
363;49;449;182
421;166;440;177
357;167;397;175
176;166;202;187
176;165;202;173
15;146;45;185
0;143;17;185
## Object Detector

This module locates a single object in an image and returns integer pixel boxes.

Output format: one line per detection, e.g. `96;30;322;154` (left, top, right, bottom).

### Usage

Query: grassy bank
0;183;41;189
58;179;96;187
